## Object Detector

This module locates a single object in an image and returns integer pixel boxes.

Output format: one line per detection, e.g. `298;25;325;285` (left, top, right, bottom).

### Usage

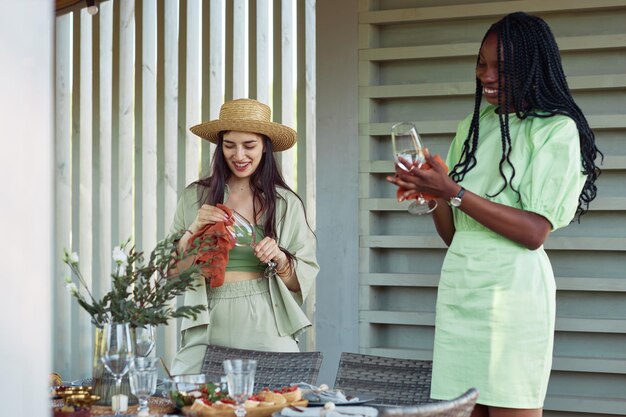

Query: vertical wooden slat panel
280;0;295;188
142;0;157;255
78;8;94;378
71;11;81;376
163;0;180;364
296;0;317;352
249;0;257;100
272;0;281;118
98;0;113;300
208;0;224;156
255;0;270;104
185;0;201;185
54;12;73;379
224;0;234;101
200;1;212;176
233;0;248;99
118;0;135;242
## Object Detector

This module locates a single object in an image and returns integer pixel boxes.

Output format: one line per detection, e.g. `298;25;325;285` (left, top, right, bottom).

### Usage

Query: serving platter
182;399;309;417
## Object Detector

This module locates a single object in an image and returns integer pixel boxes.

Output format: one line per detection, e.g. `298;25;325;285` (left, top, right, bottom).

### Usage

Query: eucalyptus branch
62;230;207;329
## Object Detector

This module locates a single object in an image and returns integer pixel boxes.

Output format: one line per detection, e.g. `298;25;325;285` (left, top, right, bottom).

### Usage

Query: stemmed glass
101;322;134;415
129;357;159;417
391;122;438;215
228;209;277;277
223;359;257;417
132;324;156;358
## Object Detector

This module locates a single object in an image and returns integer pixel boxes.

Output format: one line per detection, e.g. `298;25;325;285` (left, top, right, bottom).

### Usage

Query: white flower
65;282;78;296
112;246;128;265
69;252;79;264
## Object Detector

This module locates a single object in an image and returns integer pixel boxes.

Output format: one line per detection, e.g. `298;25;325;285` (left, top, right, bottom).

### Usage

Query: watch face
450;197;462;207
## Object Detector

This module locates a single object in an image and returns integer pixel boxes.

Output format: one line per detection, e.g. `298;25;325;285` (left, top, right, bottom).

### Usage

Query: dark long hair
194;133;311;262
449;11;602;220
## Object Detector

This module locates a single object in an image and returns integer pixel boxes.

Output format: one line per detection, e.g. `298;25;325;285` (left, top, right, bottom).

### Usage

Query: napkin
396;154;448;202
189;204;236;288
296;383;360;404
281;406;378;417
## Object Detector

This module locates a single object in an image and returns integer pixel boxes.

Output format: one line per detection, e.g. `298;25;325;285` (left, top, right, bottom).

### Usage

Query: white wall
316;0;360;384
0;1;53;415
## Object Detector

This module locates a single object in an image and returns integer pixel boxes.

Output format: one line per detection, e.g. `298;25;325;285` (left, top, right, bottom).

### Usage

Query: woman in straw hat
169;98;318;374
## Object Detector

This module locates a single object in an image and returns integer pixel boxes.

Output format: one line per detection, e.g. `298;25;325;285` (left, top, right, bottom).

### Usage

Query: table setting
54;235;380;417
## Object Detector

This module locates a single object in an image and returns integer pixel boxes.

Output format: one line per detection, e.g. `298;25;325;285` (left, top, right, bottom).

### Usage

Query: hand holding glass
223;359;257;417
391;122;438;215
228;210;276;277
129;357;159;416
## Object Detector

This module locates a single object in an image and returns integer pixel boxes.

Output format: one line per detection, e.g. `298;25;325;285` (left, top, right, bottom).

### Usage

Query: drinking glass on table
132;324;156;358
228;209;277;277
129;357;159;417
101;322;134;416
223;359;257;417
391;122;438;215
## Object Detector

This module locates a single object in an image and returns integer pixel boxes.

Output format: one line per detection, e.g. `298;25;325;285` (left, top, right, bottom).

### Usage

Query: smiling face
475;31;509;108
222;130;265;179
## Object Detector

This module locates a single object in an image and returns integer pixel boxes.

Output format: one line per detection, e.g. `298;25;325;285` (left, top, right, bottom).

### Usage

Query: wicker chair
333;352;433;406
200;344;323;391
378;388;479;417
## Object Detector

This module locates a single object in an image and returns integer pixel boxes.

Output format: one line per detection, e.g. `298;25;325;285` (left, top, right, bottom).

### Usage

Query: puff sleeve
518;116;586;230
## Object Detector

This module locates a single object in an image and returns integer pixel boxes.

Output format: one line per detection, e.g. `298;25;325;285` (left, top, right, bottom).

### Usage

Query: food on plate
273;386;302;403
256;389;287;405
186;385;305;416
170;382;229;408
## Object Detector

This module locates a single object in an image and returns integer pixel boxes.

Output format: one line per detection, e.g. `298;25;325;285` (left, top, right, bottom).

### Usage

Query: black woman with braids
387;12;601;417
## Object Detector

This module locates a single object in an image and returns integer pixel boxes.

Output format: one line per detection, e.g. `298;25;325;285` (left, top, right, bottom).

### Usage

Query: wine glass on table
391;122;438;215
223;359;257;417
228;209;277;277
132;324;156;358
129;357;159;417
101;322;134;416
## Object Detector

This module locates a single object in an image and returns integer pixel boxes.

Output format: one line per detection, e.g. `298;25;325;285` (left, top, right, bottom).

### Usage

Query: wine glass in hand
101;322;134;416
229;210;257;247
391;122;438;215
223;359;257;417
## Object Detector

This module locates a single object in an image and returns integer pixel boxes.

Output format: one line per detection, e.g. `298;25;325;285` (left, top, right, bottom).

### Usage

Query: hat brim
190;119;296;152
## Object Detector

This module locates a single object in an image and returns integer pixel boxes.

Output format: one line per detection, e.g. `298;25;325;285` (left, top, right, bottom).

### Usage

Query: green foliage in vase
63;231;217;328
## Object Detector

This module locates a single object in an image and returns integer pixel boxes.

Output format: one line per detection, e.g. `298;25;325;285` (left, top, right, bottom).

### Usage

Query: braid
449;12;602;220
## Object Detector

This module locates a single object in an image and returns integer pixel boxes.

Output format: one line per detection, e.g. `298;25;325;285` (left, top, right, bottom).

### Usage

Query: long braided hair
449;12;602;220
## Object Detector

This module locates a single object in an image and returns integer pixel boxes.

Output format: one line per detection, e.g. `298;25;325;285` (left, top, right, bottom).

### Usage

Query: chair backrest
201;344;323;391
378;388;479;417
333;352;433;406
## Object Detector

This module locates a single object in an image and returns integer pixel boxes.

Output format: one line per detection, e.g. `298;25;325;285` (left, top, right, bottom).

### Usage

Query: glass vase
92;326;137;406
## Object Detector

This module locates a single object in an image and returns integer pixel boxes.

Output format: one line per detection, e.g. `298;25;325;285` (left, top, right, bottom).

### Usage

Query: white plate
305;399;376;407
273;405;379;417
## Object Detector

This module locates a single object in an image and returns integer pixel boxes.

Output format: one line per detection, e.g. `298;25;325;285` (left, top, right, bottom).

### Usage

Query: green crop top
226;225;266;273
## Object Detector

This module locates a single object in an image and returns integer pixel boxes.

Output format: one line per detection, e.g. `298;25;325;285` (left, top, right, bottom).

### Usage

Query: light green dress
430;106;586;408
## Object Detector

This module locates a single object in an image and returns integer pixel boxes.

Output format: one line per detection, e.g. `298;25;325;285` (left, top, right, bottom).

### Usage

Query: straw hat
190;98;296;152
